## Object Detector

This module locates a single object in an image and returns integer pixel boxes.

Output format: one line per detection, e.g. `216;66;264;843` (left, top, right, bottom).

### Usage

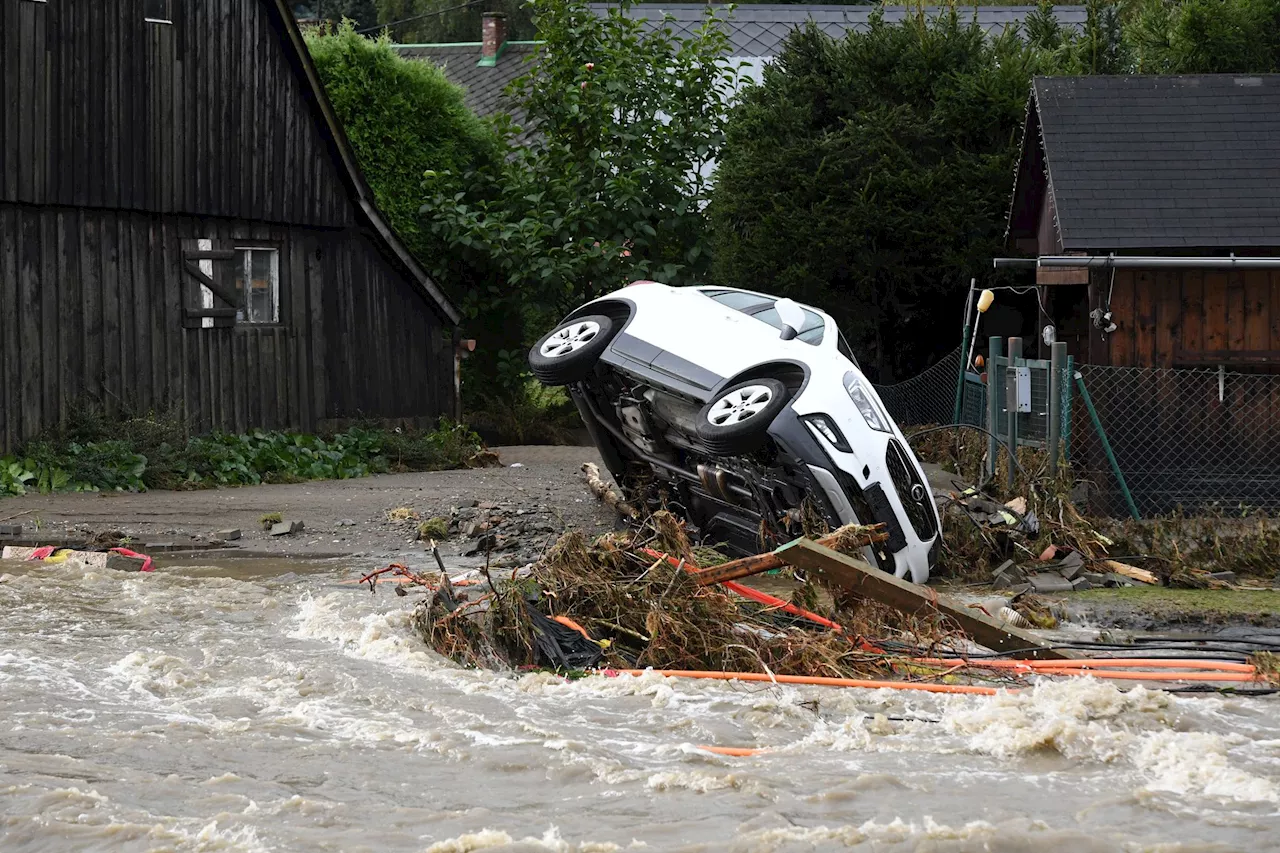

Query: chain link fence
1072;364;1280;516
874;348;984;428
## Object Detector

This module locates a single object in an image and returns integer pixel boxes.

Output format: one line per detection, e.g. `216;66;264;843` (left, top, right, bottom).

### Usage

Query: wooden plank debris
1103;559;1158;585
775;538;1080;660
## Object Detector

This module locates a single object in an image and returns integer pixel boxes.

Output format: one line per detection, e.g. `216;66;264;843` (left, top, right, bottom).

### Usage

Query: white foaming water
4;561;1280;851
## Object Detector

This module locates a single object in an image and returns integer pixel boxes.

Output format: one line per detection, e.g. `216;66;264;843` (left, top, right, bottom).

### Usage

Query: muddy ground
0;445;613;571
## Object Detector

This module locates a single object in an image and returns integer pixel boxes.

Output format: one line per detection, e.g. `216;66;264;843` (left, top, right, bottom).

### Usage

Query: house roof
273;0;461;323
1012;75;1280;251
588;4;1088;58
394;42;540;134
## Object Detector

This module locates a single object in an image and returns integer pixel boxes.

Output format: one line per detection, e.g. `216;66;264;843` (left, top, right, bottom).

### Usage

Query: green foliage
0;419;488;497
314;0;379;30
423;0;741;371
304;20;499;287
710;8;1064;380
1128;0;1280;72
467;377;582;445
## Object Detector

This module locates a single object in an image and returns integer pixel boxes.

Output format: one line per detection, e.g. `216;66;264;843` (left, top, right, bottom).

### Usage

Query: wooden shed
1005;75;1280;370
0;0;461;452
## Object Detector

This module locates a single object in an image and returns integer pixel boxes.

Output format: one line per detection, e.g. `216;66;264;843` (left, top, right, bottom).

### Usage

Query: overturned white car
529;281;940;583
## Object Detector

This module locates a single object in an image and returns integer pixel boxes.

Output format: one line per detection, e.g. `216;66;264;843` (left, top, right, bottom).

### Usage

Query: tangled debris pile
912;427;1263;591
404;512;954;677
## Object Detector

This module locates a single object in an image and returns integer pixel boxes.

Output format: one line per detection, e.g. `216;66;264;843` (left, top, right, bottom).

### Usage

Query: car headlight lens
843;372;890;433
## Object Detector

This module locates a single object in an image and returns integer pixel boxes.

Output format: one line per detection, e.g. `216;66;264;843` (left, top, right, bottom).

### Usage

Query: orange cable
613;668;1001;695
915;657;1257;674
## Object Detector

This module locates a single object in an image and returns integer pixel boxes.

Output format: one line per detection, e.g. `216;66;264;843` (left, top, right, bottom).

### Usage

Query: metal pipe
985;336;1002;481
1006;337;1022;490
1047;342;1066;476
1075;371;1141;521
953;278;976;425
994;255;1280;270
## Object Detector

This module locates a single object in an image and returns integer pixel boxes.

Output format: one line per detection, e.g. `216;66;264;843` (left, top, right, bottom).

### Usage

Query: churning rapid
3;558;1279;852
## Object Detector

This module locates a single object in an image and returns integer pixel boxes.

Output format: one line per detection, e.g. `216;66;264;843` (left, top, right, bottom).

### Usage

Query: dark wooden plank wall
1102;268;1280;368
0;202;453;451
0;0;354;228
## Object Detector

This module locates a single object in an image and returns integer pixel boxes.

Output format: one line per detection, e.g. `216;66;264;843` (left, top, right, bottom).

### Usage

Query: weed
418;517;449;540
387;507;419;522
259;512;283;530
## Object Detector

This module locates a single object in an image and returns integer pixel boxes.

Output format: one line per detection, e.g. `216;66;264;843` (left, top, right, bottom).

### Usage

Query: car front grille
885;439;937;540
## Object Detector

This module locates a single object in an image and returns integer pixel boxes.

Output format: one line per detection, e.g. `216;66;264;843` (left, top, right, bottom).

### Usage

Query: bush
305;21;499;288
0;419;490;496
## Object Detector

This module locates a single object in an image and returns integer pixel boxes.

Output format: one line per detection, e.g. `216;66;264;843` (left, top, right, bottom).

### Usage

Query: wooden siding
1100;268;1280;369
0;202;453;450
0;0;354;227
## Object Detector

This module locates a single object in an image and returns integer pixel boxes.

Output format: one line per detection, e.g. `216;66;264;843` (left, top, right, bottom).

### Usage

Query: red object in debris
1039;544;1059;561
110;547;154;572
26;546;57;561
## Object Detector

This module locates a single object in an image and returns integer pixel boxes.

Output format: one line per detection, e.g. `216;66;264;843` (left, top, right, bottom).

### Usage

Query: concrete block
1082;572;1108;586
270;520;305;536
1208;571;1237;584
1058;551;1086;580
1070;577;1092;591
218;528;242;541
1029;572;1073;593
0;524;22;537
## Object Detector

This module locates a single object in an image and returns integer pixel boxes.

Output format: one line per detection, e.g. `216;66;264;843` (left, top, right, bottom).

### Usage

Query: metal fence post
985;336;1002;480
1006;336;1022;489
1047;342;1066;475
1075;370;1141;521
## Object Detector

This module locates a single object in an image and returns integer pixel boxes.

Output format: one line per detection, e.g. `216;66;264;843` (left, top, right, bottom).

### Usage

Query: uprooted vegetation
0;410;498;497
408;512;963;678
910;426;1279;587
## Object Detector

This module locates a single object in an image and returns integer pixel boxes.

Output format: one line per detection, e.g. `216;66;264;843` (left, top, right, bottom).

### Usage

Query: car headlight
843;371;890;433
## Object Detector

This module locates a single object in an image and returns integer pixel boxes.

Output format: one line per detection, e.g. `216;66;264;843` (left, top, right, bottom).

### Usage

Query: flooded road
3;558;1280;852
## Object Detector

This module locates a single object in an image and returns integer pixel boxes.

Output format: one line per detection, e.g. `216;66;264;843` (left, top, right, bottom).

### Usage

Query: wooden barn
0;0;461;452
1005;74;1280;369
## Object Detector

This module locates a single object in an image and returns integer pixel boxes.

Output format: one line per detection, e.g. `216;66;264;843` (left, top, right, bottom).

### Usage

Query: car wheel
696;378;789;455
528;315;616;385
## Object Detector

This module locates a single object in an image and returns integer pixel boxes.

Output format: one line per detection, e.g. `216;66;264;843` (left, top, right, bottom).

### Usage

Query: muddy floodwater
4;558;1280;852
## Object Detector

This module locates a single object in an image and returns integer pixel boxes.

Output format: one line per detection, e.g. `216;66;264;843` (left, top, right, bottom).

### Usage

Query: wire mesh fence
1072;364;1280;516
874;348;975;428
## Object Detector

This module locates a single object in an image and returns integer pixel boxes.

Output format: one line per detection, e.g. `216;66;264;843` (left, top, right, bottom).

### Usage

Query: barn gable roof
1009;74;1280;252
272;0;460;324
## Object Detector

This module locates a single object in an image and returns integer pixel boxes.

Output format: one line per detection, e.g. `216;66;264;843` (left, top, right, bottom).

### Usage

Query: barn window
232;248;280;324
144;0;172;24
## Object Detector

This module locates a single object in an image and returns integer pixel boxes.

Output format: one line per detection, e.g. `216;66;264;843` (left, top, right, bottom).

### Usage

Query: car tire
528;315;616;385
696;378;790;455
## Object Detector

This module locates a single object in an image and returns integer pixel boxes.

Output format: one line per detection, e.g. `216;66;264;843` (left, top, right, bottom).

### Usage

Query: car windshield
703;289;825;346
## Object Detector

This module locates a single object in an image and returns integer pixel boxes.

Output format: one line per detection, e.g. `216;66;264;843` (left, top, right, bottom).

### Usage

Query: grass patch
1073;587;1280;624
0;413;494;497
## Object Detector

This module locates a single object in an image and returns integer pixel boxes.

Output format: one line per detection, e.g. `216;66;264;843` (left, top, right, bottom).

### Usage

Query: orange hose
614;668;1001;695
916;657;1257;674
1030;668;1259;683
698;745;766;757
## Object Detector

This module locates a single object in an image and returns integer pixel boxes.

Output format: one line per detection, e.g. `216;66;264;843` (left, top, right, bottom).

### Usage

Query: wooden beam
182;259;239;308
183;249;236;261
691;525;888;587
774;539;1079;660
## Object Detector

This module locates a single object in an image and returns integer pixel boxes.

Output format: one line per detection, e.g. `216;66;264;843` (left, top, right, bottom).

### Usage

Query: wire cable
355;0;485;34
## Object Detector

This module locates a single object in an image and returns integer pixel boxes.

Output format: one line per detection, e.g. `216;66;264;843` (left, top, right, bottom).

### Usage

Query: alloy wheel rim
707;385;774;426
540;320;602;358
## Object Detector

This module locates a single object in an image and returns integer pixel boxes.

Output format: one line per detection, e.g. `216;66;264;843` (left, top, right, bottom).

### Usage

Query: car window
705;289;771;312
837;330;860;367
749;306;825;346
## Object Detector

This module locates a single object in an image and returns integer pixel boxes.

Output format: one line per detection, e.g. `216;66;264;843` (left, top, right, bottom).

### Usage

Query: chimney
479;12;508;66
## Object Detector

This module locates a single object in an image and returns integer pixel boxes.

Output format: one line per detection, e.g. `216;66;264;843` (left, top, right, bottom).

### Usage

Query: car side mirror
775;298;806;341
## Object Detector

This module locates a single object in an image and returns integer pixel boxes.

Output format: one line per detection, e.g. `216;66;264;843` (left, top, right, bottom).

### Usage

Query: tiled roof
1031;75;1280;250
589;4;1089;57
395;43;540;133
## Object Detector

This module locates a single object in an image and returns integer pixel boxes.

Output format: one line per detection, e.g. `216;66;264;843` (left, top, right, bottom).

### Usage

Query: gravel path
0;446;612;568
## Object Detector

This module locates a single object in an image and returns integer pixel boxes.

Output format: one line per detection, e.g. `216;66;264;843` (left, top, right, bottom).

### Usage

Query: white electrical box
1015;367;1032;413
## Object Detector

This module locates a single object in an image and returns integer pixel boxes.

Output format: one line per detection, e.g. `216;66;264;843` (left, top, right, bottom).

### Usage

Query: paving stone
217;528;241;541
0;524;22;537
270;520;305;536
1029;572;1073;593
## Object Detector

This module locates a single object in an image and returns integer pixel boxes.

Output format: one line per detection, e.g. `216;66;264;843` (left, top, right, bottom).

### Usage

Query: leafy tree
1128;0;1280;72
422;0;740;367
305;21;499;291
708;9;1071;381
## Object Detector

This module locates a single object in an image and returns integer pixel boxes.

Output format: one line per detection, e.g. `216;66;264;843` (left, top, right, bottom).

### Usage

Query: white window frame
233;246;280;325
144;0;173;24
197;238;215;329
